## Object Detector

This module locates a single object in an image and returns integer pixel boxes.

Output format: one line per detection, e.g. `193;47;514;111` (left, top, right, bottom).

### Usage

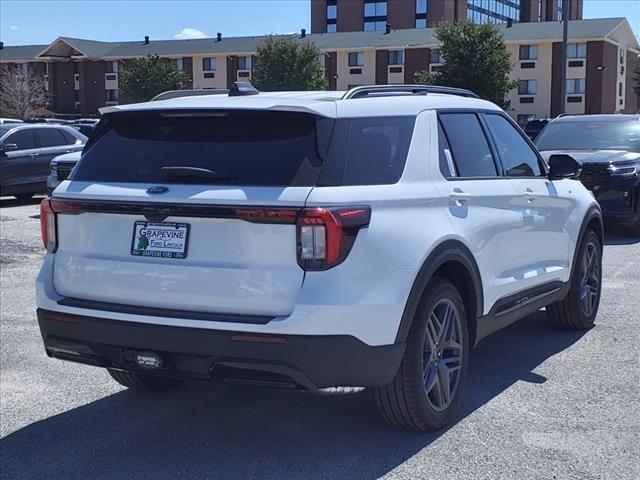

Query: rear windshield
72;111;416;187
536;120;640;153
73;111;328;186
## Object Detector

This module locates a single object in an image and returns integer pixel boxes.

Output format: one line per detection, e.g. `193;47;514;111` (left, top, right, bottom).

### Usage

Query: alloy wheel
580;241;600;318
422;298;464;412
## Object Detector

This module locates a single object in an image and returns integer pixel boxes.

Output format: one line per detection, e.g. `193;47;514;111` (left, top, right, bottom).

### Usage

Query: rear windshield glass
536;120;640;153
73;111;328;186
318;116;415;186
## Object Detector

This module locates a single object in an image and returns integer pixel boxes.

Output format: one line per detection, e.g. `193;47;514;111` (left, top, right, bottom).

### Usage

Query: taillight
40;198;57;253
297;207;370;270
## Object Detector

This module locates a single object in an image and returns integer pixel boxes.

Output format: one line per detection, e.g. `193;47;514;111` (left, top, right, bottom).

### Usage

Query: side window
4;129;37;150
438;113;497;177
60;130;80;145
484;114;542;177
36;128;68;148
437;121;457;177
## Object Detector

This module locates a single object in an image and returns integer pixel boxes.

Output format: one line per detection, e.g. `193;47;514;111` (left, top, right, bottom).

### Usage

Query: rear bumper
37;308;405;389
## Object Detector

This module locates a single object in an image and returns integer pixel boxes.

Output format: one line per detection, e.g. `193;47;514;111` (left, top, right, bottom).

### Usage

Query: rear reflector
297;207;370;270
40;198;57;253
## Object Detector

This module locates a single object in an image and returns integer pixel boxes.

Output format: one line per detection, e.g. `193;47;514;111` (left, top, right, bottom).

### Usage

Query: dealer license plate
130;221;190;259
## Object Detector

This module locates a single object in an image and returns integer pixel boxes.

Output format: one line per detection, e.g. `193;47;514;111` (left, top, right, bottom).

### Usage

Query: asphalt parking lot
1;196;638;480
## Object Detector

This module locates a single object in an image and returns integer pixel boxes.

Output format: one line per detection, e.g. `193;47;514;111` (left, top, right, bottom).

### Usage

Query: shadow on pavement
603;232;640;246
0;311;588;480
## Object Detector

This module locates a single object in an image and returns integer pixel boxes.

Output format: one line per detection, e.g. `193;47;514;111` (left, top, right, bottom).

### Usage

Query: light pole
558;0;570;115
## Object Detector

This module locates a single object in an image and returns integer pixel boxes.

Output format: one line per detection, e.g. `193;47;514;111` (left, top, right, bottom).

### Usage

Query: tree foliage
253;36;327;91
414;22;518;108
120;54;190;103
0;64;49;119
633;54;640;98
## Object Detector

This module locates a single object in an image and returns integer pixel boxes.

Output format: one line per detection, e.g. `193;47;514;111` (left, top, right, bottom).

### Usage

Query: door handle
524;188;536;203
29;153;39;158
450;190;471;206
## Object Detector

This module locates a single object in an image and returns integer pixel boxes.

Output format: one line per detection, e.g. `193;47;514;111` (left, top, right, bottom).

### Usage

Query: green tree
414;22;518;109
633;54;640;98
253;36;327;91
120;54;189;103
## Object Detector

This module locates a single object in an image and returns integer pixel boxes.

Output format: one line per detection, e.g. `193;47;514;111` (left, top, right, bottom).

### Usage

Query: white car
36;84;603;431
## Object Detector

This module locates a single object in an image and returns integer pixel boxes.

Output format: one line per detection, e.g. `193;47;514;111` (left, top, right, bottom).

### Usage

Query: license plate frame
130;221;190;259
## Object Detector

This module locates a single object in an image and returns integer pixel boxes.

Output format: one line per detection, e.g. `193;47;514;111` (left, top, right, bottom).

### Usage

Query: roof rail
343;84;480;100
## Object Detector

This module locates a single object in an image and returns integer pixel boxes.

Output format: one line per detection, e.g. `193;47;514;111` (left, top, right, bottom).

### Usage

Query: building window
518;79;537;95
348;52;365;67
566;78;585;94
430;49;443;64
519;45;538;60
171;58;184;70
466;0;522;25
416;0;427;28
105;61;118;74
364;1;387;31
237;56;252;70
557;0;564;21
567;43;587;59
327;4;337;20
318;53;326;68
202;57;216;71
619;82;624;97
44;62;49;75
620;49;624;64
105;89;119;102
326;0;337;32
388;50;404;65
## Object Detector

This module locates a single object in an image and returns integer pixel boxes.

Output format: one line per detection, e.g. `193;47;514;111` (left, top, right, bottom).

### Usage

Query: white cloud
9;25;19;31
173;28;207;40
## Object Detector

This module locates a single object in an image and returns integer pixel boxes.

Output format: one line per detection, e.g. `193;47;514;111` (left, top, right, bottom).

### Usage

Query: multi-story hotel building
0;16;638;123
312;0;583;33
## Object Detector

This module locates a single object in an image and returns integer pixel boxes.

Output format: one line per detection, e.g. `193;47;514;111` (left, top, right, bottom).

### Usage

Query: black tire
547;229;602;330
374;277;469;432
14;193;35;201
107;368;183;392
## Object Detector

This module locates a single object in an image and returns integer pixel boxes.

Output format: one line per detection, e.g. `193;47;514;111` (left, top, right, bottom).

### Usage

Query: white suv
36;84;603;431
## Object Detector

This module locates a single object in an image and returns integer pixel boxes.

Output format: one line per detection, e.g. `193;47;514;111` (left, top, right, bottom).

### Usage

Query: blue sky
0;0;638;46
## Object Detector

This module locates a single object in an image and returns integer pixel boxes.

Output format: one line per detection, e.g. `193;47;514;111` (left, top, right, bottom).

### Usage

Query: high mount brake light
297;207;371;271
40;198;57;253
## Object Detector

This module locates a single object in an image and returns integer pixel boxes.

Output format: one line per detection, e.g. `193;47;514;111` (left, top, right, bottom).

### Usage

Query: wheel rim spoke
422;298;463;412
579;242;600;317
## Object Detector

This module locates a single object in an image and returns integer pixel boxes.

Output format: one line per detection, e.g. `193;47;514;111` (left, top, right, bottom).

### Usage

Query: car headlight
608;162;639;176
50;163;58;175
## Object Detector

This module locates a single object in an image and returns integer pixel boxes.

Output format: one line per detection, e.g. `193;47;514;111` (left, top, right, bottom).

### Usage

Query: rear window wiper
160;166;239;182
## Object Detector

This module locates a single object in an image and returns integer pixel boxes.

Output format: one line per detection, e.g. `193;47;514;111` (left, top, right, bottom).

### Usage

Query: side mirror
0;143;18;155
548;154;582;180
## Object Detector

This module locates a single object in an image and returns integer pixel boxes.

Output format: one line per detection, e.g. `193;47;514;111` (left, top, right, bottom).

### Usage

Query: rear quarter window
318;116;415;186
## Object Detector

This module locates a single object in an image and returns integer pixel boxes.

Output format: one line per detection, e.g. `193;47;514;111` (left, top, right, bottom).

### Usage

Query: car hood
539;150;640;165
51;151;82;164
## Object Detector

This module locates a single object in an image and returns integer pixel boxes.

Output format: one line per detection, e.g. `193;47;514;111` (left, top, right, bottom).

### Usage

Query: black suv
536;115;640;236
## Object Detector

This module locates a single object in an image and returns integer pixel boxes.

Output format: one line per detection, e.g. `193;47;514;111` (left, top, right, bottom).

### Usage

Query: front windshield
536;120;640;152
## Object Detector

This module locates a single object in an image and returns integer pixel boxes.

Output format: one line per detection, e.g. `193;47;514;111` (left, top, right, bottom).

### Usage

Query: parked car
0;124;86;199
70;123;97;138
47;150;82;195
23;118;71;124
36;84;603;431
0;118;23;124
536;114;640;236
524;119;549;140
